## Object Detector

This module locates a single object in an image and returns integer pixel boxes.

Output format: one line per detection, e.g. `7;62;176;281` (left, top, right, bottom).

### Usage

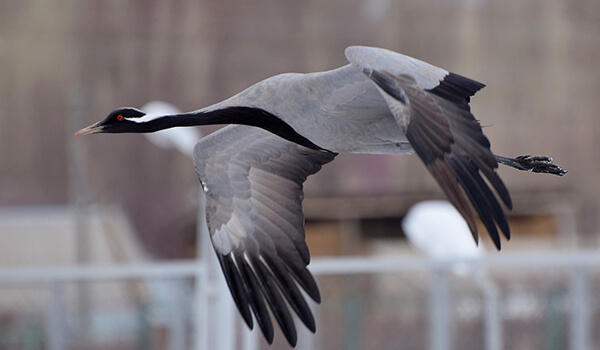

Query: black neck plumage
139;106;325;151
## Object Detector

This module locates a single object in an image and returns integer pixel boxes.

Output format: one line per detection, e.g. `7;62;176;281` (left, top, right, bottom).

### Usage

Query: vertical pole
479;271;502;350
46;281;65;350
569;266;589;350
342;290;362;350
168;279;186;350
194;188;209;350
430;263;451;350
67;88;91;336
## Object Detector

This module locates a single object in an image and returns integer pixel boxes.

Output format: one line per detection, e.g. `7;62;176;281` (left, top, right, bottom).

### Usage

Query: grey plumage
75;45;566;347
194;125;335;345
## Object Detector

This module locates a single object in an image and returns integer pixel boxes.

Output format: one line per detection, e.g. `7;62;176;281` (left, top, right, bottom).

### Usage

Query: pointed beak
74;122;104;136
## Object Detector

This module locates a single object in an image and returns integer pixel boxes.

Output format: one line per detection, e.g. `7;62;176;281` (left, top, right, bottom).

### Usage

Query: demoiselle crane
75;46;566;346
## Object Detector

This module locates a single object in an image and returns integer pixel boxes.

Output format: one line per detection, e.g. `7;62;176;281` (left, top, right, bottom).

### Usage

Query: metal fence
0;247;598;350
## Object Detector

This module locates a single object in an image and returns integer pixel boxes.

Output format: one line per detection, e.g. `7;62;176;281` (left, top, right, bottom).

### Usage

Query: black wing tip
446;72;486;92
237;254;276;343
504;196;514;211
445;156;512;250
259;252;317;333
243;253;297;346
219;248;322;347
217;254;255;328
491;225;511;250
312;289;322;304
483;168;513;210
428;72;485;103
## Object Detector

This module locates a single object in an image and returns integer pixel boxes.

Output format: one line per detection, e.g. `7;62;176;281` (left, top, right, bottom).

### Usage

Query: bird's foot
495;154;567;176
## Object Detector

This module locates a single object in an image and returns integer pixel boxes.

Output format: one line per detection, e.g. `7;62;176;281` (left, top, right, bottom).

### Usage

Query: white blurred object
402;200;483;262
141;101;202;157
402;200;483;276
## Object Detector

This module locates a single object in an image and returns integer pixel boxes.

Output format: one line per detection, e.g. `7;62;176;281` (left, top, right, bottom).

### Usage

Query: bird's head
74;107;148;135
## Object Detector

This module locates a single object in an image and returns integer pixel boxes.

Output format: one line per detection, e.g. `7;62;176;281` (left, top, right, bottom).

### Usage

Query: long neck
141;106;325;151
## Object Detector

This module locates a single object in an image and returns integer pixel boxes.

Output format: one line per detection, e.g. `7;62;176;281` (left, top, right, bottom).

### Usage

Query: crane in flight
76;46;566;347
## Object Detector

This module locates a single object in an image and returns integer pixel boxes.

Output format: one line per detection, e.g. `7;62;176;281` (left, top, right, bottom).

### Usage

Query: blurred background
0;0;599;349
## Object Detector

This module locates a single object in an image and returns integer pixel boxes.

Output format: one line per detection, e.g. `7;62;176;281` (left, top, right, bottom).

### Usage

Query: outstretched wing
194;124;336;346
347;46;512;249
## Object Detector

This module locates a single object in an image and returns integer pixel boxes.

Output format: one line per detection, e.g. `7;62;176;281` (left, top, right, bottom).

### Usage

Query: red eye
117;114;124;121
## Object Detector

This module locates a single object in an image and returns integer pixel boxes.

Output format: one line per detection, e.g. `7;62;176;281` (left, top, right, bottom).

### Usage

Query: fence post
168;280;187;350
474;266;502;350
46;281;65;350
195;188;210;350
430;262;451;350
67;88;93;338
569;266;589;350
